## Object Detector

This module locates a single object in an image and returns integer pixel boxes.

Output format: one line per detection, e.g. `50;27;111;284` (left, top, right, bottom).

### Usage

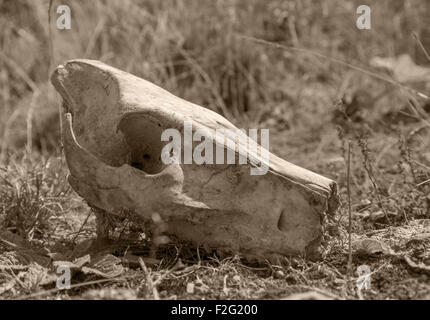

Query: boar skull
51;59;339;259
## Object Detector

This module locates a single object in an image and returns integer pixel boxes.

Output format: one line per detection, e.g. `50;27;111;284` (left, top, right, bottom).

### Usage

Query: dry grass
0;0;430;299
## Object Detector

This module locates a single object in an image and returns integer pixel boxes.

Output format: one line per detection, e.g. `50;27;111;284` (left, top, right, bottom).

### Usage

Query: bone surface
51;59;340;259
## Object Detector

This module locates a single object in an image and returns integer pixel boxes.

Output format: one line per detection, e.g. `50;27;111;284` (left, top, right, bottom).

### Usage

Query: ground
0;0;429;299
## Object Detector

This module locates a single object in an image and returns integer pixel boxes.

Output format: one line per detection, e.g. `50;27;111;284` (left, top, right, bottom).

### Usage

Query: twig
153;264;184;286
0;52;39;92
176;47;233;119
411;159;430;172
357;137;391;224
0;237;19;248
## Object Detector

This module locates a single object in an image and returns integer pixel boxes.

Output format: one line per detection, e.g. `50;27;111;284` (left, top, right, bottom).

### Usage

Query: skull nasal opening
118;115;167;174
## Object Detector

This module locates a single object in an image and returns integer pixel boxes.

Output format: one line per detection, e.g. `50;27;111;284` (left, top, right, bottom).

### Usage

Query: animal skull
51;60;339;259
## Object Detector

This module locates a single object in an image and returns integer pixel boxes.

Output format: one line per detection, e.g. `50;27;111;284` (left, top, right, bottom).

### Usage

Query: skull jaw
165;209;324;260
66;157;325;260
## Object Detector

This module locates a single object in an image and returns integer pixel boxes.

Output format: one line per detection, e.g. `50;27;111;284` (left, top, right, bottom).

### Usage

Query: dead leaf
83;254;124;278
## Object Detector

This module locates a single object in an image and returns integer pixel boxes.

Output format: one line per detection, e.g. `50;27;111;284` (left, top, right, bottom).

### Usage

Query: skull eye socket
118;114;167;174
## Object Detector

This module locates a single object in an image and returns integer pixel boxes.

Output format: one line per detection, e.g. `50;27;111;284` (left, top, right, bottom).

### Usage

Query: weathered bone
51;59;340;259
